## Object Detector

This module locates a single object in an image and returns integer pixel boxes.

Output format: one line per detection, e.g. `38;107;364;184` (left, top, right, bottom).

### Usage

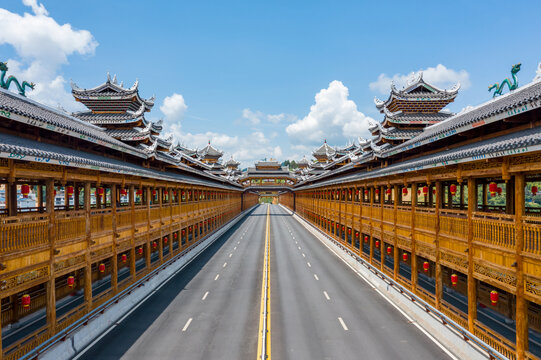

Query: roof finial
324;139;326;143
208;140;211;145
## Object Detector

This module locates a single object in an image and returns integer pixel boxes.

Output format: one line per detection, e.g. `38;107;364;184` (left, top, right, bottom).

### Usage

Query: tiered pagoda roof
371;72;459;146
312;140;336;163
197;142;223;164
225;157;240;170
71;74;163;148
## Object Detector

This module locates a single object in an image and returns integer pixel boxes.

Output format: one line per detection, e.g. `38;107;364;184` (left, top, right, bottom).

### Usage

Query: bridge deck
75;204;451;360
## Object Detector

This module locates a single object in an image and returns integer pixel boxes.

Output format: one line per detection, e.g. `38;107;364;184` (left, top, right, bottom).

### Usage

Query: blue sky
1;0;540;167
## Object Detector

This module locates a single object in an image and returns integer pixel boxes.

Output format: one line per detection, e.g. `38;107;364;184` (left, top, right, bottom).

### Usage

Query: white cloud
0;1;98;110
160;93;187;123
286;80;373;145
369;64;470;94
242;108;296;125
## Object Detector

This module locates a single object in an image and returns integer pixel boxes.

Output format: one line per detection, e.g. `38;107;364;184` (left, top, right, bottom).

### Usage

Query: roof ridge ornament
0;61;35;97
112;74;117;84
489;63;521;97
533;62;541;82
107;72;111;83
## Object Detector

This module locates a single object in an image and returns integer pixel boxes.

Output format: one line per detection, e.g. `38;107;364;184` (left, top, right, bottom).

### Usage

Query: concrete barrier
41;206;256;360
281;205;489;360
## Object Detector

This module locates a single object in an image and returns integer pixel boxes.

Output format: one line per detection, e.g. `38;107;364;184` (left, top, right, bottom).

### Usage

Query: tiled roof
198;143;223;157
0;88;146;158
0;132;240;190
312;142;336;157
384;111;453;124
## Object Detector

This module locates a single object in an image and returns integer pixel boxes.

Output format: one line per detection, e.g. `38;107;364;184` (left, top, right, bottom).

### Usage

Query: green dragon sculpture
488;63;521;97
0;61;35;97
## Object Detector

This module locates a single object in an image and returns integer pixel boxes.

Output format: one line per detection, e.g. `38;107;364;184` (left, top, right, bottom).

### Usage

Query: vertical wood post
369;186;374;264
158;187;163;264
111;184;118;293
411;183;418;292
46;179;56;333
146;187;151;270
84;182;92;311
380;185;385;272
467;177;477;332
435;181;442;310
129;185;136;281
515;174;528;359
393;185;399;280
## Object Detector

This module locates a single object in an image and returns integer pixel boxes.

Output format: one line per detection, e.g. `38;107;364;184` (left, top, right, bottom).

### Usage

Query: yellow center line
257;205;271;360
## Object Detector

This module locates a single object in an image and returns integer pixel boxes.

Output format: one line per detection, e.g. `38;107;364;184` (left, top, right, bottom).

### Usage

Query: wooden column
129;185;136;281
393;185;399;280
46;179;56;333
169;187;174;255
111;184;118;293
7;182;17;216
84;182;92;311
158;188;164;264
369;186;374;264
411;183;418;292
467;177;477;332
145;187;151;270
434;181;442;310
515;174;528;359
338;187;343;242
380;185;385;271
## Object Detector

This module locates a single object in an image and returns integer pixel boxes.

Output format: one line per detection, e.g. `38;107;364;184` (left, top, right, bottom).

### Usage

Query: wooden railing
415;208;436;232
0;213;49;252
3;325;51;360
472;212;515;249
116;208;132;229
439;209;468;239
397;208;411;227
523;216;541;255
473;320;517;360
56;211;85;242
90;209;113;234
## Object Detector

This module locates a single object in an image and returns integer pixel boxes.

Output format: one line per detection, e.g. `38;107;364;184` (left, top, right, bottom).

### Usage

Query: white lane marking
238;241;240;244
314;274;319;281
323;291;330;300
338;317;348;331
182;318;193;331
295;241;298;244
298;246;301;250
229;253;232;258
202;291;209;300
307;262;311;268
234;246;237;250
214;274;220;281
302;253;306;258
304;221;460;360
223;262;227;268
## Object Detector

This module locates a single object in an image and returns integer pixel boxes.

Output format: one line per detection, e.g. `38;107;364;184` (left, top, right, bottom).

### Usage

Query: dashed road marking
234;246;237;250
223;262;227;268
229;253;232;258
314;274;319;281
323;291;330;300
202;291;209;300
307;262;311;267
214;274;220;281
298;246;301;250
182;318;193;332
302;253;306;258
338;317;348;331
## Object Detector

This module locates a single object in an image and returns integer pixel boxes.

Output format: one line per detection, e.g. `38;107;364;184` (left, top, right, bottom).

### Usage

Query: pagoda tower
197;141;223;164
312;140;336;163
71;74;171;152
370;72;459;146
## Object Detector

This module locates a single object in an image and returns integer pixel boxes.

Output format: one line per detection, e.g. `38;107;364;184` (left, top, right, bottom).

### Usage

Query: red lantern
497;187;502;196
364;190;368;195
451;274;458;287
182;229;186;235
99;263;105;273
402;252;408;262
21;184;30;198
450;184;457;196
348;228;351;234
67;186;74;197
152;241;157;250
422;186;428;196
490;290;499;305
121;254;127;263
386;246;392;255
375;240;380;248
163;237;168;244
67;276;75;288
375;189;380;195
120;188;127;196
386;188;391;195
98;187;104;196
364;236;368;243
423;261;429;272
402;188;408;196
489;182;498;197
432;189;436;195
164;190;168;196
21;294;31;309
136;189;143;196
138;247;143;255
173;190;177;196
418;189;421;195
152;189;157;197
533;186;538;196
174;232;178;239
355;231;359;237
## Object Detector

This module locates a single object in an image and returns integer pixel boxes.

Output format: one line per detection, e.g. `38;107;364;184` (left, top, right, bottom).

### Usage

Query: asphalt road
77;205;265;360
270;204;452;360
75;204;453;359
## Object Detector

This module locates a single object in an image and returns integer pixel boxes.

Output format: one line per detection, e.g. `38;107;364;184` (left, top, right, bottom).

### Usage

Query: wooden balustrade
0;213;49;252
439;209;468;240
396;208;411;227
149;206;161;222
415;209;436;232
523;216;541;255
90;209;113;234
472;213;516;249
116;209;132;229
56;214;85;242
473;320;517;360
